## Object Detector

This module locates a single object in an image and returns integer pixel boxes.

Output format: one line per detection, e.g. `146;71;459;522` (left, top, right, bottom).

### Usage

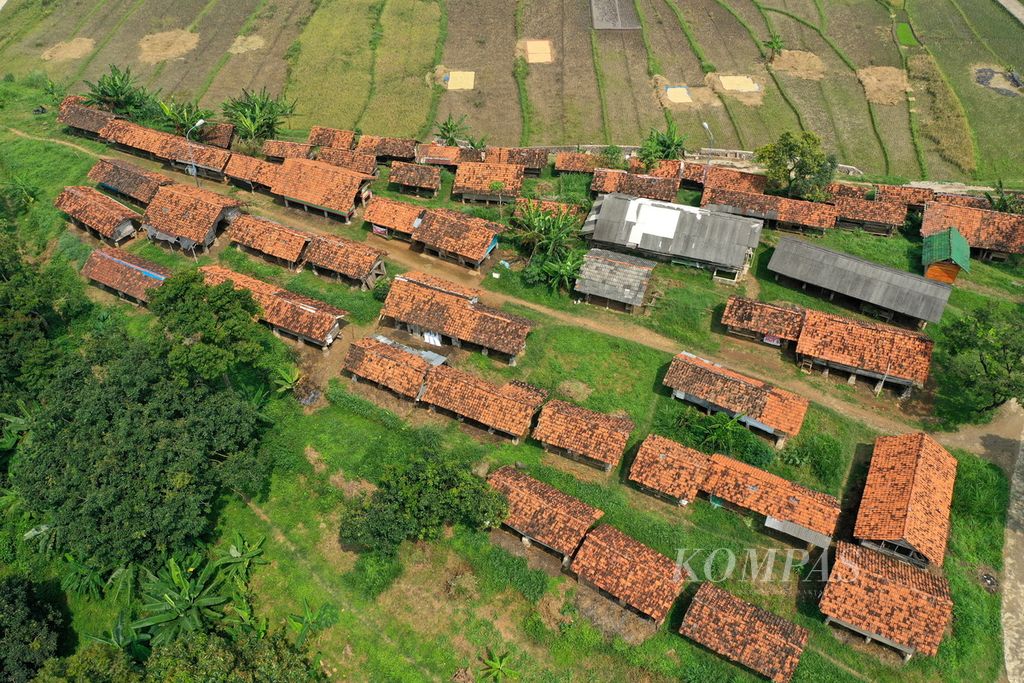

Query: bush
0;576;63;682
344;551;404;599
655;403;774;468
781;433;844;491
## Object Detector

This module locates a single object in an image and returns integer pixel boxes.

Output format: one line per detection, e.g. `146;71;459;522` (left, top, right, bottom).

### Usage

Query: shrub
782;433;845;491
0;576;63;681
655;403;774;468
344;551;403;599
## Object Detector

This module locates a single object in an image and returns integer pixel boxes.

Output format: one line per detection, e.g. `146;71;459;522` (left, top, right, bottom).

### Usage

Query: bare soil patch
653;75;719;110
304;446;326;474
316;513;358;572
708;72;765;105
558;379;593;402
138;29;199;64
857;66;909;105
974;64;1023;97
772;50;825;80
574;584;657;645
488;528;564;577
228;34;266;54
328;470;378;497
378;544;471;637
41;37;94;62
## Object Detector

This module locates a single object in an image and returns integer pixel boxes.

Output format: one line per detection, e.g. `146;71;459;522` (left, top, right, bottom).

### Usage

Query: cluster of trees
82;65;294;144
513;203;587;292
754;131;838;202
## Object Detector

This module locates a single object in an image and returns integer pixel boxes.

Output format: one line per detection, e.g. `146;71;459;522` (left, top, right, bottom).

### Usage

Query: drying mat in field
664;86;692;104
591;0;641;30
718;75;759;93
446;71;476;90
525;40;553;64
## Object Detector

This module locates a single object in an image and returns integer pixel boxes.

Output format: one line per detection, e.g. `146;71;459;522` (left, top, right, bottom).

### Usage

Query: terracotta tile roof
303;234;384;280
200;265;346;345
488;466;604;556
307;126;356;149
834;197;908;227
591;169;679;202
80;247;171;302
514;198;584;219
224;154;279;187
627;158;683;178
343;336;432;398
921;201;1024;254
819;542;952;656
795;309;933;385
701;166;768;194
353;134;417;160
701;188;837;231
381;272;533;356
554;152;599;174
570;525;685;623
316;147;378;176
58;96;116;134
55;186;139;238
416;144;485;166
388;161;441;190
681;161;708;185
827;181;873;200
144;184;240;244
157;136;232;172
395;269;481;299
99;119;175;156
226;214;310;263
362;196;424;232
680;583;808;683
703;454;841;537
413;208;502;263
262;140;313;160
876;184;935;207
453;162;525;198
663;352;809;437
934;193;990;210
269;158;368;216
720;296;805;342
87;158;173;205
532;400;634;468
485;146;549;171
420;365;547;437
200;122;234;149
628;434;713;502
854;433;956;567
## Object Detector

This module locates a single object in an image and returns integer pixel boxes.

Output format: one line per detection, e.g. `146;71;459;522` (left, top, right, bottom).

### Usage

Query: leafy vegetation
221;87;296;143
636;119;686;170
755;131;837;201
0;576;63;682
433;113;469;146
157;99;214;136
83;65;156;118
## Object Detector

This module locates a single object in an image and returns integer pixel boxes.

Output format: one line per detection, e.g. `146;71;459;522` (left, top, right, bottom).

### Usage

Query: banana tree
89;610;151;661
132;554;231;646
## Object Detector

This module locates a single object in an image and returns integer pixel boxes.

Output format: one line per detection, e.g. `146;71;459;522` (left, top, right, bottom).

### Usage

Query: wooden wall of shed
924;262;960;284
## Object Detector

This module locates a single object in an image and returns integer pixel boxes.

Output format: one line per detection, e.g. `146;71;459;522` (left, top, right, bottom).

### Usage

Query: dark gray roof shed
575;249;656;307
767;238;951;323
583;193;762;272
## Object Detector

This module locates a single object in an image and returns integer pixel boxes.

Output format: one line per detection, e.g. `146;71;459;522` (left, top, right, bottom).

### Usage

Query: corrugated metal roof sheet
574;248;655;306
767;237;951;323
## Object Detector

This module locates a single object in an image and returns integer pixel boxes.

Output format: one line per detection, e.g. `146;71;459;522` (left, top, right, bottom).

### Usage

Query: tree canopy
339;453;506;555
637;120;686;170
0;576;63;683
754;131;837;201
11;335;267;571
221;88;296;142
148;270;265;381
938;305;1024;417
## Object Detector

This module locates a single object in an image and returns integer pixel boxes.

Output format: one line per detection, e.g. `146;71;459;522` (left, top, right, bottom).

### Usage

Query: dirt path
1002;412;1024;683
7;127;101;157
995;0;1024;27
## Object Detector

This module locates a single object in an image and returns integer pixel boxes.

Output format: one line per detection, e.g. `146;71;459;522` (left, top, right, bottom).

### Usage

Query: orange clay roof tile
701;166;769;194
420;365;547;437
87;158;173;205
224;154;280;187
262;140;313;160
591;169;679;202
854;433;957;566
143;184;240;244
570;525;685;623
362;196;425;232
921;201;1024;254
834;196;908;227
412;208;502;263
532;400;634;467
819;542;952;656
627;158;683;179
353;134;417;159
795;309;933;386
226;214;310;263
875;184;935;207
387;161;441;190
453;162;525;197
628;434;713;502
307;126;356;149
701;187;837;231
54;186;139;238
269;158;369;216
303;234;384;280
488;466;604;556
316;147;378;176
720;296;805;342
680;583;809;683
485;146;549;170
99;119;175;155
343;336;432;399
80;247;171;302
554;152;600;173
58;96;117;133
663;352;809;437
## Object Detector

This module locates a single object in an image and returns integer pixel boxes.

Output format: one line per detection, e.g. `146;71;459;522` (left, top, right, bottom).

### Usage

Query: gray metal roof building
767;237;951;324
574;249;656;311
582;193;762;277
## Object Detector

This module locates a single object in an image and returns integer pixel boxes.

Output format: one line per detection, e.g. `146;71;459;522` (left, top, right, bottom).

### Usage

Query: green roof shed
922;227;971;272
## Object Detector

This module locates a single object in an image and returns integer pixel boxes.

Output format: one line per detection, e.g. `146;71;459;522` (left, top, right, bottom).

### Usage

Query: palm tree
222;87;296;142
83;65;153;116
480;649;519;681
434;113;469;145
763;33;785;63
132;554;232;646
637;120;686;169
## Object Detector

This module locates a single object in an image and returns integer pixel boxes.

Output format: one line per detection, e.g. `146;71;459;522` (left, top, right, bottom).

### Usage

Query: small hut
922;226;971;284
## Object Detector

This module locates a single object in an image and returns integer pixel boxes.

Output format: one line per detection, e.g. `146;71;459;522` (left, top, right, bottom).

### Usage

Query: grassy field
0;69;1017;680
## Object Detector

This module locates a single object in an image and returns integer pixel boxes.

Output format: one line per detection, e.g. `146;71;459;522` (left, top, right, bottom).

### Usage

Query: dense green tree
637;120;686;170
142;631;326;683
754;130;837;201
157;100;214;136
939;305;1024;416
221;88;296;142
83;65;155;118
339;453;506;555
0;576;63;683
33;644;142;683
11;337;266;571
149;270;264;381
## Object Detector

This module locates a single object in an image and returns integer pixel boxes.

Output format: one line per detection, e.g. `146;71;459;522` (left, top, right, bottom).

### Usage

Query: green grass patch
896;22;919;46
